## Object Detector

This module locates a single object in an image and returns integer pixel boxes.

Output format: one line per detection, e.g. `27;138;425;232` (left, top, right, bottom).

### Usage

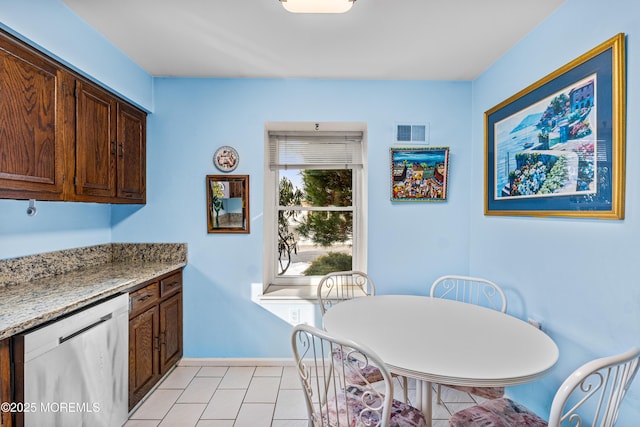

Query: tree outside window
278;169;354;277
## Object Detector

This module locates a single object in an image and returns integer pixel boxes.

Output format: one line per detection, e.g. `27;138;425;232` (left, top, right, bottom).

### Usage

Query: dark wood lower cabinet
0;268;183;425
129;305;161;409
129;270;183;410
0;338;11;427
159;293;182;375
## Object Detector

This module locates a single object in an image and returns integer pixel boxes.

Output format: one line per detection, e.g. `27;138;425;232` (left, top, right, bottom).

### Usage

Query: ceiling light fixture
279;0;356;14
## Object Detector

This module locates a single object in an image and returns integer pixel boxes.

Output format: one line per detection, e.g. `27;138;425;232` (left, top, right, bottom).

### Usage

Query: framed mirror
206;175;250;234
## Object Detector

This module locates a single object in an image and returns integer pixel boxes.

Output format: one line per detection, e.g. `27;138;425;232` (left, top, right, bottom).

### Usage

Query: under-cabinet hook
26;199;37;216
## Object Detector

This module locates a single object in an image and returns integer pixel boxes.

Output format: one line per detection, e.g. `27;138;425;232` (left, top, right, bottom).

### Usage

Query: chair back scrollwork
291;324;394;427
430;275;507;313
548;347;640;427
318;271;376;315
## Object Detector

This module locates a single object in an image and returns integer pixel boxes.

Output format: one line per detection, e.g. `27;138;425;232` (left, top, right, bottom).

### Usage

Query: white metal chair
291;324;427;427
429;275;508;403
317;270;375;315
429;275;507;312
449;347;640;427
318;271;409;402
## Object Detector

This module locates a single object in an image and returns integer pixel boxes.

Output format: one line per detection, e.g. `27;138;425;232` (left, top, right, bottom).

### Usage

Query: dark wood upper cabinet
75;80;118;199
117;102;146;202
74;81;146;203
0;29;146;204
0;31;69;200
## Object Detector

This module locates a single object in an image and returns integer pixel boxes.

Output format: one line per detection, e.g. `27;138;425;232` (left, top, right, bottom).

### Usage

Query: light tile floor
125;364;484;427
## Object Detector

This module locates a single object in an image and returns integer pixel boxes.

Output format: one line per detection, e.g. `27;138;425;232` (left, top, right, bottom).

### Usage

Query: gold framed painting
485;33;626;219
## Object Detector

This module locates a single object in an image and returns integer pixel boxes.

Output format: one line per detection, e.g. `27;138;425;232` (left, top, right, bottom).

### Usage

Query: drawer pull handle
137;292;153;303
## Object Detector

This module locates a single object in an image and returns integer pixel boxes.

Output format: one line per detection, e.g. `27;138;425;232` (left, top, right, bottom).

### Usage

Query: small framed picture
391;146;450;202
213;146;239;172
206;175;250;234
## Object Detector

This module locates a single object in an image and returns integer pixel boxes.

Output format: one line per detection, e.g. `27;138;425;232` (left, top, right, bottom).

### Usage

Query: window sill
252;285;321;326
256;285;318;302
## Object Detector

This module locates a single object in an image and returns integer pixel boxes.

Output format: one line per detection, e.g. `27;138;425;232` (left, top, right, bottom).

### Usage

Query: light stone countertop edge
0;260;186;340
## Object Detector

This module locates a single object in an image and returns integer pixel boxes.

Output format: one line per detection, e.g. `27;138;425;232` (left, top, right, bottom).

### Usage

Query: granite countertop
0;243;187;340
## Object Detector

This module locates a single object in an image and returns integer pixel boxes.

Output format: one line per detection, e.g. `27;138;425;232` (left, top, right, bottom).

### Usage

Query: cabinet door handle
111;140;117;156
154;335;160;352
119;142;125;158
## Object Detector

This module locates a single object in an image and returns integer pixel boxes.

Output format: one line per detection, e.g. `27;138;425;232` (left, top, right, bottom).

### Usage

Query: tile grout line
127;364;479;426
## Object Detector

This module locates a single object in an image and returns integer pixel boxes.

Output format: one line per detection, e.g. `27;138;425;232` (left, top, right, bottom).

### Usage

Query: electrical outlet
528;318;542;330
289;308;300;324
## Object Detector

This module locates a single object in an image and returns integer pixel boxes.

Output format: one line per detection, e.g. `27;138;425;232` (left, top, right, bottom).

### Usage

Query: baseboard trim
178;357;295;367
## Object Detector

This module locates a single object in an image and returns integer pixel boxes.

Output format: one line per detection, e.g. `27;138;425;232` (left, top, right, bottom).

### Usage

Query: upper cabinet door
0;29;146;204
117;102;146;202
0;33;67;200
74;80;118;199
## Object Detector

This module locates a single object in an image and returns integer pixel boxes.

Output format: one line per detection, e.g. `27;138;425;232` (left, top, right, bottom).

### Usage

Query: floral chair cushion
449;397;548;427
332;347;385;385
324;385;426;427
443;384;505;400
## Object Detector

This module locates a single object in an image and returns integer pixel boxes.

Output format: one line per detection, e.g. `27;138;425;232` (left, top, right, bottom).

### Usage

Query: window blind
268;131;363;169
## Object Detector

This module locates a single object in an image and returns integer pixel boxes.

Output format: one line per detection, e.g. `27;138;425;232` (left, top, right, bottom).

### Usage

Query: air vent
396;123;429;143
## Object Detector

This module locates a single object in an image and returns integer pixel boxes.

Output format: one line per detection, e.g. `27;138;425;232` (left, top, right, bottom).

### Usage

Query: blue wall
0;0;153;110
111;77;472;357
470;0;640;422
0;200;111;259
0;0;153;260
1;0;639;422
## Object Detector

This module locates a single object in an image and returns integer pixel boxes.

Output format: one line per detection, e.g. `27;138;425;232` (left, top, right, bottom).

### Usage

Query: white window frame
263;122;368;291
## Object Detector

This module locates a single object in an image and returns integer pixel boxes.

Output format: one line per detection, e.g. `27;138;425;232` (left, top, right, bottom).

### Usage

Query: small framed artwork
213;146;239;172
391;146;450;202
485;33;626;219
206;175;250;234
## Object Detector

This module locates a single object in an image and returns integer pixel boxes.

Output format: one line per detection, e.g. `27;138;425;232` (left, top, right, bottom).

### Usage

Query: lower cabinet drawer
129;282;160;316
160;272;182;297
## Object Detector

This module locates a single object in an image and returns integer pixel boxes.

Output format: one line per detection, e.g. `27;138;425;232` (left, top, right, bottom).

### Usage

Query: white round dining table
322;295;559;427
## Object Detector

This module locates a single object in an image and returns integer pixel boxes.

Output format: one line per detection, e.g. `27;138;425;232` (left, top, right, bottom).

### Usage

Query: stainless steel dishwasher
20;293;129;427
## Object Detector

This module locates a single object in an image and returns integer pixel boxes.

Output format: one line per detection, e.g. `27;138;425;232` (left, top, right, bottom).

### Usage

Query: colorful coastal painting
391;147;449;202
494;75;597;200
485;33;625;219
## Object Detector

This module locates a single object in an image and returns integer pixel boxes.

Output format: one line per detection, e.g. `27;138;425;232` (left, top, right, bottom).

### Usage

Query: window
264;123;367;288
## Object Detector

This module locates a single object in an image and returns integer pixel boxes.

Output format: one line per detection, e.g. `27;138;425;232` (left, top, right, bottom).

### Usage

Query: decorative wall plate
213;146;239;172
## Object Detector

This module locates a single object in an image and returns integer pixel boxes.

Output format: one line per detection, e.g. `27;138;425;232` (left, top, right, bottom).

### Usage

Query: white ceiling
62;0;565;80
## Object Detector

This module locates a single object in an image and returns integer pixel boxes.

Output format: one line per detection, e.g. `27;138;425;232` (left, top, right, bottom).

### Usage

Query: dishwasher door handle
59;313;113;344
